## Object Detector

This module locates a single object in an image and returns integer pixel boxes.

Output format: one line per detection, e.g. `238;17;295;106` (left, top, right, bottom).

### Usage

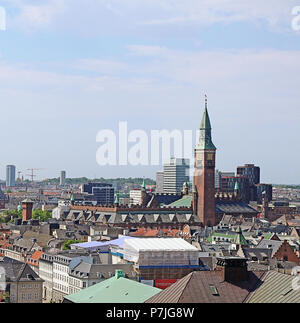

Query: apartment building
40;249;136;302
39;253;54;302
0;257;43;303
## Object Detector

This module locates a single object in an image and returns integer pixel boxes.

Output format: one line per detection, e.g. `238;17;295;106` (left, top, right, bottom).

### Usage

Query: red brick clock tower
193;96;217;227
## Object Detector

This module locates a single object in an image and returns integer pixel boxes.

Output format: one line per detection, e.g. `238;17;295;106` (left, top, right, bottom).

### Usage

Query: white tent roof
124;238;198;252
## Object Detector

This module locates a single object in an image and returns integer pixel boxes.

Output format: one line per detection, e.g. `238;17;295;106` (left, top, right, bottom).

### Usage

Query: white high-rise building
129;189;143;205
162;158;190;194
60;171;66;186
6;165;16;187
156;171;164;194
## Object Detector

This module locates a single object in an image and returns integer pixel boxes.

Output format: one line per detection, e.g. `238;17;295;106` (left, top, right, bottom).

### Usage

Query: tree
63;240;82;250
1;209;22;223
32;209;52;222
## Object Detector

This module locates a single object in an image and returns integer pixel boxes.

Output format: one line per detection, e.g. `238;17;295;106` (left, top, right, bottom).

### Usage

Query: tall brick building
22;199;34;222
193;97;217;227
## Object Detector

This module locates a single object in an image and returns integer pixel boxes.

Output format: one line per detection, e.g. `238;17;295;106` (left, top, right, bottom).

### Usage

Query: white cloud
6;0;67;31
1;45;300;122
4;0;299;33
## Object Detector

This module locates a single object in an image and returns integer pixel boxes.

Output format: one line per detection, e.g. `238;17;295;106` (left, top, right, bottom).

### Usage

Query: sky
0;0;300;184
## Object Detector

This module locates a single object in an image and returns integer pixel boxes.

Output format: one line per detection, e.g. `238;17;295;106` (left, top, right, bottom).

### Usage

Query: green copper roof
196;98;216;151
141;179;146;191
233;227;248;246
196;138;216;150
70;194;75;202
168;195;193;208
64;274;161;303
234;181;239;191
200;107;212;130
207;232;235;243
263;233;274;240
114;192;119;204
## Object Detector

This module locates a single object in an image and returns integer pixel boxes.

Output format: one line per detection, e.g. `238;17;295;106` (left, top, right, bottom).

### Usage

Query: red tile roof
30;250;44;261
131;227;181;237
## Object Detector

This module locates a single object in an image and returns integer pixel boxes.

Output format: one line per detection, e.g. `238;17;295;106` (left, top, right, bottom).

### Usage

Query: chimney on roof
216;257;248;283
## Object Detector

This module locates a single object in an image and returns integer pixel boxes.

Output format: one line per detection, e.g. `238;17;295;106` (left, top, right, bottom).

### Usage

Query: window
209;285;219;296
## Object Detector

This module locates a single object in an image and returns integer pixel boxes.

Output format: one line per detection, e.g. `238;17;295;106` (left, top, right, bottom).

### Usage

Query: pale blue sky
0;0;300;184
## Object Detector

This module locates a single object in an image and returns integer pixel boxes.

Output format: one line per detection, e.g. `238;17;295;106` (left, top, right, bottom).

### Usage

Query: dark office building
220;176;233;192
256;184;273;204
237;164;260;185
221;175;250;203
81;182;114;205
237;164;260;201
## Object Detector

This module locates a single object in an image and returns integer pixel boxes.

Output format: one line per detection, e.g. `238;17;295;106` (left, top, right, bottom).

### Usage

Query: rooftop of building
248;271;300;303
64;271;161;303
0;257;43;283
123;238;198;252
145;269;265;303
71;236;136;249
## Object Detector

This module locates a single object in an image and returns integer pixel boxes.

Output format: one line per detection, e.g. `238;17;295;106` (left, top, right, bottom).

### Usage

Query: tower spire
200;95;212;130
196;95;216;150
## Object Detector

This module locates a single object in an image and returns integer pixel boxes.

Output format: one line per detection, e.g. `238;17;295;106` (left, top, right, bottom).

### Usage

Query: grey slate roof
241;247;273;261
70;263;135;280
256;239;283;257
216;201;258;215
0;257;43;283
248;271;300;303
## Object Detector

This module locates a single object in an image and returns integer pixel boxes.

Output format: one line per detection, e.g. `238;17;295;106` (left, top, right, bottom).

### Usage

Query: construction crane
26;168;45;182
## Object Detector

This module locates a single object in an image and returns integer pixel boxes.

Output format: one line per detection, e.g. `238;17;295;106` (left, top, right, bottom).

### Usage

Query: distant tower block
22;199;34;222
60;171;66;186
6;165;16;187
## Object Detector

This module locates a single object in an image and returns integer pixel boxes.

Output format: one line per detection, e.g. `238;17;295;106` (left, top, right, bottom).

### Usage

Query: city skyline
0;1;300;184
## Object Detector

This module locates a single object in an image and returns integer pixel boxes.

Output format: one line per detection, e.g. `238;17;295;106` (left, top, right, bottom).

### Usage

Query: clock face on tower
207;153;213;161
